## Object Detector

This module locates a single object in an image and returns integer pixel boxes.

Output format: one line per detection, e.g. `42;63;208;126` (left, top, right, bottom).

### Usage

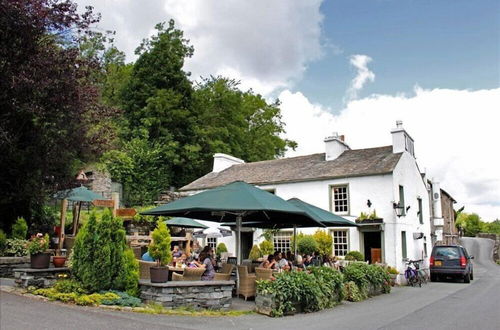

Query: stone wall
0;257;30;277
477;233;499;262
14;267;70;288
139;280;234;310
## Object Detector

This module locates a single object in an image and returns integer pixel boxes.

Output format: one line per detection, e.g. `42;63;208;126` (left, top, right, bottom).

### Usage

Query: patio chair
214;263;234;281
172;267;206;281
241;260;256;273
131;246;142;259
255;267;273;281
138;260;156;280
237;265;256;300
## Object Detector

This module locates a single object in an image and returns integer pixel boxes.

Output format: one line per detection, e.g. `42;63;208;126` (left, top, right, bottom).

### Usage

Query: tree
0;0;117;231
297;235;318;255
259;240;275;256
248;244;262;261
456;213;484;237
483;219;500;235
148;222;172;267
313;230;333;257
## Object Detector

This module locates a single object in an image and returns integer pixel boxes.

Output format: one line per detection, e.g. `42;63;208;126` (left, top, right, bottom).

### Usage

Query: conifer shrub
248;244;262;261
216;243;228;257
11;217;28;239
344;250;364;261
148;221;172;267
259;240;274;256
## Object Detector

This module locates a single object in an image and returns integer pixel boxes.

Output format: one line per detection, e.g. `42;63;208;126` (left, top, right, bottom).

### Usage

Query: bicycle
405;259;426;287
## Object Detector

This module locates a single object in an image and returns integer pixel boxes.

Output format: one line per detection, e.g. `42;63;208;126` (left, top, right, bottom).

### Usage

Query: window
207;237;217;250
399;185;405;216
332;185;349;214
423;242;428;258
418;198;423;224
332;230;348;256
401;231;407;259
273;231;292;252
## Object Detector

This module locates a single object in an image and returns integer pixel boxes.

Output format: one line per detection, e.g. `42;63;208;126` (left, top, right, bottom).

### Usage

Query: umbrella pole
73;201;81;236
58;199;67;251
293;225;297;257
236;215;242;264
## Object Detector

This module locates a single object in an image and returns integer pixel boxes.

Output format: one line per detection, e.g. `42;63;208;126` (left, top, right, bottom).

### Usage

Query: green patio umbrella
54;186;104;202
164;217;209;229
142;181;324;262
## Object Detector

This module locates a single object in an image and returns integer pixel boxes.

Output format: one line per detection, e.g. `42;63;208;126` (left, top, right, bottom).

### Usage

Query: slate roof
180;146;402;191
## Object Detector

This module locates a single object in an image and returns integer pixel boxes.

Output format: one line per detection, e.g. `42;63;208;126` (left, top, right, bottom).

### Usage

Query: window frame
329;184;350;215
207;237;218;250
418;197;423;224
399;185;406;216
273;230;292;253
401;231;407;259
331;230;349;257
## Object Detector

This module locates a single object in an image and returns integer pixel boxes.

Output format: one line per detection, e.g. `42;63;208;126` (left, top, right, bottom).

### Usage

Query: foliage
54;279;86;294
256;266;344;317
2;239;28;257
366;265;391;294
26;233;50;255
259;240;275;256
387;266;399;275
11;217;28;240
345;251;364;261
248;245;262;261
216;243;228;257
261;229;280;242
0;229;6;252
0;0;117;232
483;220;500;235
297;235;318;255
343;262;370;290
72;210;138;294
358;210;378;221
148;221;172;266
100;290;142;307
455;213;483;237
313;230;333;257
343;263;391;295
342;281;365;302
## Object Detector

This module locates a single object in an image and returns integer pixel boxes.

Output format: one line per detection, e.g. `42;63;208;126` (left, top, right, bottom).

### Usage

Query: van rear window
435;247;460;259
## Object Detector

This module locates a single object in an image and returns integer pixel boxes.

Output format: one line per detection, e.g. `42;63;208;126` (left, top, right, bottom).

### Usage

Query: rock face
0;257;30;277
139;280;234;310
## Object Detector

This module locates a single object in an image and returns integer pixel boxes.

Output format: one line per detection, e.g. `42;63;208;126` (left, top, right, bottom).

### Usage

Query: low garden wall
14;267;70;288
0;257;30;277
139;280;234;310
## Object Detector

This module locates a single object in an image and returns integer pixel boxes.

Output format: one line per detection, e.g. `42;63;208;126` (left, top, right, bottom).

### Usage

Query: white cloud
346;54;375;101
280;87;500;221
78;0;325;95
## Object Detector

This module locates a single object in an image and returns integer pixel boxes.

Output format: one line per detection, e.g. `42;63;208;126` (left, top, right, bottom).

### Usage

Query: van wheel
463;273;470;283
470;271;474;280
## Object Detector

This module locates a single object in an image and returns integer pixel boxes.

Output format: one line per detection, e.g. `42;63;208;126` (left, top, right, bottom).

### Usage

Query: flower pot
389;273;398;286
150;266;169;283
52;256;66;268
30;252;51;269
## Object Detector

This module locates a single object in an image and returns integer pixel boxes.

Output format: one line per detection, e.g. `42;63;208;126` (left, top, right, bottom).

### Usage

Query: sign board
93;199;115;208
116;208;137;218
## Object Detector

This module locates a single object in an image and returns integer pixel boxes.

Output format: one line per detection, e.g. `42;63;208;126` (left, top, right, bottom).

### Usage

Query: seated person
278;254;290;271
260;254;277;269
141;251;154;262
172;245;183;258
303;254;313;267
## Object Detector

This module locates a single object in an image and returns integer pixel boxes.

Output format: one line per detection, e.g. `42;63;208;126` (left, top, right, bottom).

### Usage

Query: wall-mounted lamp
406;206;411;212
393;202;405;217
367;199;372;208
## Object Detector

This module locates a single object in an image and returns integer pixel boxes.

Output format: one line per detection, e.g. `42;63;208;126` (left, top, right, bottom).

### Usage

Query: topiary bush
248;244;262;261
344;251;364;261
313;230;333;257
297;235;318;255
148;221;172;267
11;217;28;239
259;239;274;256
216;243;228;257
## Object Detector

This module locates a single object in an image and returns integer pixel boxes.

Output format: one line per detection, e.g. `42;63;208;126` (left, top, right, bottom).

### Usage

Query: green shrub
216;243;228;257
343;262;370;290
26;233;49;255
259;240;274;256
11;217;28;239
148;221;172;267
0;229;7;252
297;235;318;255
3;239;28;256
345;251;364;261
309;266;344;305
72;210;139;294
115;248;139;297
100;290;142;307
342;281;366;302
313;230;333;257
387;266;399;275
54;279;86;294
74;292;120;306
248;244;262;261
343;263;391;295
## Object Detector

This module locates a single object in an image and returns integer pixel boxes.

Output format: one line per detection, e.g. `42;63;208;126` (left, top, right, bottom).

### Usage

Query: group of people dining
259;251;341;271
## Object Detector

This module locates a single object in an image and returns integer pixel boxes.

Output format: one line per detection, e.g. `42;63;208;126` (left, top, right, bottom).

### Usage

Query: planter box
255;293;302;316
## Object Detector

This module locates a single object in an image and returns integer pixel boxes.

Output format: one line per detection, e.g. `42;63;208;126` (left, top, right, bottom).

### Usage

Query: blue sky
296;0;499;111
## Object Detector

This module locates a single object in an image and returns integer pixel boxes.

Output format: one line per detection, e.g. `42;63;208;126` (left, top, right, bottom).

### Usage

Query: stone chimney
212;153;245;172
391;120;415;157
324;132;350;161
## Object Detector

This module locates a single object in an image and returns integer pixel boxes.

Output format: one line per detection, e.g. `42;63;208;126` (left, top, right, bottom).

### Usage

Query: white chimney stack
212;153;245;173
324;132;350;161
391;120;415;157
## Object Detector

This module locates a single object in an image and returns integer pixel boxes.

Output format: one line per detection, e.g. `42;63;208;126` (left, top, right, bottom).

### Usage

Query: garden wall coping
13;267;70;273
139;280;234;287
0;256;30;264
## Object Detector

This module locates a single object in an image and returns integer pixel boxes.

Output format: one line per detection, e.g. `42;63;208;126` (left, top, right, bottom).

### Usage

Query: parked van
429;245;474;283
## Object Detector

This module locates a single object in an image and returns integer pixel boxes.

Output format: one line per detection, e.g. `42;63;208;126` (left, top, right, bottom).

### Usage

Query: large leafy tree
0;0;117;231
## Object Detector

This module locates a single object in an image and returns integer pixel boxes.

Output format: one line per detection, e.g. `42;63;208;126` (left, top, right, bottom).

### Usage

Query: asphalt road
1;237;498;330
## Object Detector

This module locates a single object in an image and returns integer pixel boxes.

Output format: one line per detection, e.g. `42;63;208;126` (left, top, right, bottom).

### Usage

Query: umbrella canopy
54;186;103;202
164;217;208;229
193;227;232;238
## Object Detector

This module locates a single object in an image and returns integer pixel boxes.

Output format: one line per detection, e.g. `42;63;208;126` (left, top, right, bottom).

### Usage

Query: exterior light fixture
367;199;372;208
393;202;405;217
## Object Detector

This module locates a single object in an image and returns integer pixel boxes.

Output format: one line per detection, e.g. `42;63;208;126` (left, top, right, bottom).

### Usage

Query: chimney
391;120;415;157
212;153;245;172
324;132;350;161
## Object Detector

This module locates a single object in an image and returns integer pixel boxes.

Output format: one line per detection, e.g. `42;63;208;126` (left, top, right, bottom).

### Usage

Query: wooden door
371;248;381;264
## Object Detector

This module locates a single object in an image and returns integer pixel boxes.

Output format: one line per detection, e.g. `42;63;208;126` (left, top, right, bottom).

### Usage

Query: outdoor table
167;266;184;281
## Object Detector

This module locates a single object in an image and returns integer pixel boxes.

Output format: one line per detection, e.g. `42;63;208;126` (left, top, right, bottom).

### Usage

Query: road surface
1;237;498;330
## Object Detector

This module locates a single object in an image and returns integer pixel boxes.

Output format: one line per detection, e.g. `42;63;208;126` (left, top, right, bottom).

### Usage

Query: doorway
240;232;254;260
363;231;382;264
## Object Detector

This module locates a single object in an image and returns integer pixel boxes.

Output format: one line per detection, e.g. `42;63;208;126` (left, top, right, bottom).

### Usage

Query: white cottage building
181;122;444;272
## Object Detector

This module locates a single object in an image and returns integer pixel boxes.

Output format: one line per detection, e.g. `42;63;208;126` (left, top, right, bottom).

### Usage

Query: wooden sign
93;199;115;208
116;208;137;218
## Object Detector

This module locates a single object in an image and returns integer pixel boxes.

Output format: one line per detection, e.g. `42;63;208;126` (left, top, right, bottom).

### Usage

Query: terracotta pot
30;252;51;269
150;266;169;283
52;256;67;268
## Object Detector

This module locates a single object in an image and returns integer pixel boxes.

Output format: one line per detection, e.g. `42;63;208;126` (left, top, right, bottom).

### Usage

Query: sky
77;0;500;221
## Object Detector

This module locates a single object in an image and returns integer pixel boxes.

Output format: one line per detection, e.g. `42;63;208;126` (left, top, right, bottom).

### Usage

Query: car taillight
429;256;435;267
460;256;466;268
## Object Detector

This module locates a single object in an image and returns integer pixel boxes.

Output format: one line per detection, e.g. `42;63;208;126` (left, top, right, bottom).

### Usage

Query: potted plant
52;250;66;268
387;266;399;286
27;233;50;269
148;222;172;283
